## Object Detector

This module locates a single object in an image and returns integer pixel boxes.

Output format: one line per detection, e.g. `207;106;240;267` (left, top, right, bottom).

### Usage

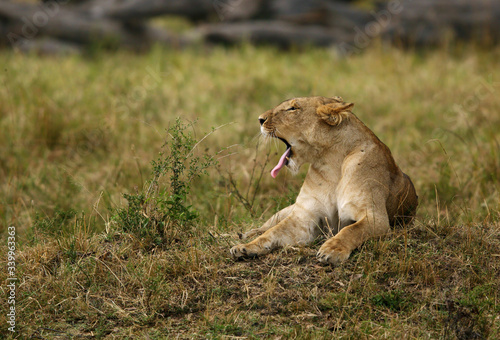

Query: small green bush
115;118;216;248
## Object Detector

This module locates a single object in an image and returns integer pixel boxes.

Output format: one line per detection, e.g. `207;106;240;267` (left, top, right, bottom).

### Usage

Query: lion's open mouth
271;137;292;178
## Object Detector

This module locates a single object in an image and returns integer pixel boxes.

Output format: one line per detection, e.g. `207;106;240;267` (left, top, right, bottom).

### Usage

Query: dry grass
1;44;499;338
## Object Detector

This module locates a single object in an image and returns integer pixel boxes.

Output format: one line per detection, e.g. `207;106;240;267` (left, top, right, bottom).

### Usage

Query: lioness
230;96;418;264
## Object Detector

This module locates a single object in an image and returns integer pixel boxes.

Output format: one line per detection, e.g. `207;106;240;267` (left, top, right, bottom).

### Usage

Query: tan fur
230;96;418;264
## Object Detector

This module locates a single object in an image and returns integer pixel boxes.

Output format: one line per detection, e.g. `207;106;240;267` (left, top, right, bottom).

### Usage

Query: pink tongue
271;147;291;178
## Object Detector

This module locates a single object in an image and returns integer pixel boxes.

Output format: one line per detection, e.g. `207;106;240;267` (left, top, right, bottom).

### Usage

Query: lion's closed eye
285;99;300;112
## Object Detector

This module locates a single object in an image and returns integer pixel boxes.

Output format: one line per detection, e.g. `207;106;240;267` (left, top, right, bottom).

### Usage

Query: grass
0;43;499;338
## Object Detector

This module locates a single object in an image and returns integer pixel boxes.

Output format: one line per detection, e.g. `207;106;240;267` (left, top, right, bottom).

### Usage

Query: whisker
250;132;262;144
271;136;278;151
274;128;284;139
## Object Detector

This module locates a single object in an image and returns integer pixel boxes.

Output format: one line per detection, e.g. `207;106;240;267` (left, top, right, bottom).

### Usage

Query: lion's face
258;96;354;177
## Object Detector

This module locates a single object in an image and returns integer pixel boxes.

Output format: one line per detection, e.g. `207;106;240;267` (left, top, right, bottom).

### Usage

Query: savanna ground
1;43;499;339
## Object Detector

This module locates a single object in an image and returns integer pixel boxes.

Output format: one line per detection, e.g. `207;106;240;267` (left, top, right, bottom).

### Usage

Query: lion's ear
316;102;354;126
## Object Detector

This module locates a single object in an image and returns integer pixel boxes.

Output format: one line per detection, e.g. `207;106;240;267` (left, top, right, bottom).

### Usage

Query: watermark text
6;226;17;333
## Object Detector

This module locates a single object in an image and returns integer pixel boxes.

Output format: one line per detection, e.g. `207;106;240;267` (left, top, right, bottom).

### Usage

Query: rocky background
1;0;499;55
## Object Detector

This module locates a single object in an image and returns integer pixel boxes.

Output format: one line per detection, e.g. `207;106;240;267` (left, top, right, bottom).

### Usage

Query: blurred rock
383;0;500;46
0;1;184;51
1;0;500;53
199;20;349;48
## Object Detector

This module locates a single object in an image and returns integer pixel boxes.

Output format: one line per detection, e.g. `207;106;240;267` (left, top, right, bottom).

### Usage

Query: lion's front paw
316;238;352;265
230;244;260;259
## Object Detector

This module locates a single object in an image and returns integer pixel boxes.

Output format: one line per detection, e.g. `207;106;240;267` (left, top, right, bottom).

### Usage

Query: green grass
0;44;499;338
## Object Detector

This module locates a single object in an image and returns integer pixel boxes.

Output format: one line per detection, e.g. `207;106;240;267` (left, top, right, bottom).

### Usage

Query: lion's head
258;96;354;177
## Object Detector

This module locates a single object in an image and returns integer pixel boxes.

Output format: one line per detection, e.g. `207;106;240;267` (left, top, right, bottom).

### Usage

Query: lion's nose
259;118;266;125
